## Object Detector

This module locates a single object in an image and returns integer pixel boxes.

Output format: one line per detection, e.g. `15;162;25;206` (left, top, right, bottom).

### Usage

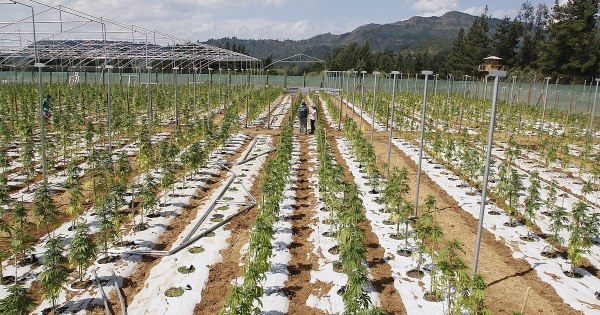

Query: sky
0;0;567;43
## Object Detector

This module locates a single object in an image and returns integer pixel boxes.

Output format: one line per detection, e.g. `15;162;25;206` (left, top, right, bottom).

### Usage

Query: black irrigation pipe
111;271;127;315
92;270;112;315
179;174;237;244
114;134;272;256
168;203;255;256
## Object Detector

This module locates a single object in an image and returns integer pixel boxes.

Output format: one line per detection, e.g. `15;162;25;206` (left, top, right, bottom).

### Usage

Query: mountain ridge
204;11;502;61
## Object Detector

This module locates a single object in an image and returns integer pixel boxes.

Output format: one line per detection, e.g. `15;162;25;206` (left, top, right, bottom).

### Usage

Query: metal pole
386;71;399;180
473;70;506;275
508;75;516;120
107;65;113;154
37;63;46;183
589;78;600;134
208;68;212;112
414;71;432;217
193;67;197;117
540;77;551;137
174;67;179;126
338;72;343;130
147;66;152;133
352;71;357;119
360;71;366;132
371;71;380;143
219;68;222;109
25;2;47;184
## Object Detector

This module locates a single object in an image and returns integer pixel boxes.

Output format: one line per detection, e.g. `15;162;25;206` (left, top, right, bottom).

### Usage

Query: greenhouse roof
0;0;256;69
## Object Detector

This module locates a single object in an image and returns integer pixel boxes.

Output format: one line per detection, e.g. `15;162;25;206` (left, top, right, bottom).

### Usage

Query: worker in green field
42;95;52;121
298;101;308;134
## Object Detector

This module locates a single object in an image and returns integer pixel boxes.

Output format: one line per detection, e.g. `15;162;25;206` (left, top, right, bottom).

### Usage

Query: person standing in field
42;95;52;121
298;101;308;134
309;105;316;134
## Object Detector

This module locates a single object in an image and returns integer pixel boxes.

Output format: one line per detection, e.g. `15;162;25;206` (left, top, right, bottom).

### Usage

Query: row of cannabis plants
219;120;294;314
335;112;490;315
313;116;386;315
426;125;599;277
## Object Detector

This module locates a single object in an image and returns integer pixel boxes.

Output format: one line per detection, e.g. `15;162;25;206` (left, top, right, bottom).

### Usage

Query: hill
203;11;501;60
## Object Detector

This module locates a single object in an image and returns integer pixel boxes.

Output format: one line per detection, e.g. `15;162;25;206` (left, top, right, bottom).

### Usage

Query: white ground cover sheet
335;137;446;315
393;138;600;314
127;135;273;315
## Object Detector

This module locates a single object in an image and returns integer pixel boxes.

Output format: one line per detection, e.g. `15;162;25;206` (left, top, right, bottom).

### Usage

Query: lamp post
459;74;470;130
107;65;114;154
193;67;198;117
508;75;516;121
352;71;358;119
234;69;238;93
360;71;367;132
414;71;432;217
371;71;380;144
345;70;351;118
540;77;551;137
173;67;179;127
589;78;600;134
208;67;213;112
227;69;231;108
147;65;152;133
386;71;400;180
473;70;506;275
218;68;222;110
338;71;343;130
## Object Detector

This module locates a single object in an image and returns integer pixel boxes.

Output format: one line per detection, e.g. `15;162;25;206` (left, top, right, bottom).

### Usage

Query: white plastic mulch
126;135;273;315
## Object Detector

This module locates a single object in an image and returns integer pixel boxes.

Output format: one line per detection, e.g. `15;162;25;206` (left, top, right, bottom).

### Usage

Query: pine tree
464;8;491;75
538;0;600;77
492;17;523;68
446;28;469;75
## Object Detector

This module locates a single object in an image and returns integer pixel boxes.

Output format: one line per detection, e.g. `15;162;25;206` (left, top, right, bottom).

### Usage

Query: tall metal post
208;68;213;112
589;78;600;134
147;66;152;133
338;71;343;130
473;70;506;275
540;77;551;137
173;67;179;126
508;75;516;120
414;71;432;216
193;67;197;117
360;71;366;131
218;68;222;109
371;71;380;144
386;71;399;180
352;71;357;119
227;69;231;108
106;65;113;154
37;62;47;183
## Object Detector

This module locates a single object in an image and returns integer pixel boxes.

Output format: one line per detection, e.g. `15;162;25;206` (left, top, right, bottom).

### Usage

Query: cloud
490;9;519;19
463;6;487;16
198;18;317;40
410;0;458;16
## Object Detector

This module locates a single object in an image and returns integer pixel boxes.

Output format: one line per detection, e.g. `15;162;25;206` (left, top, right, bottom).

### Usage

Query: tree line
322;0;599;82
